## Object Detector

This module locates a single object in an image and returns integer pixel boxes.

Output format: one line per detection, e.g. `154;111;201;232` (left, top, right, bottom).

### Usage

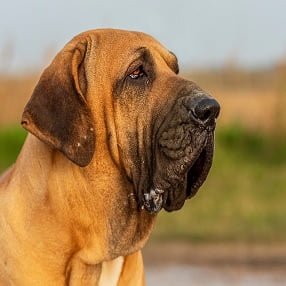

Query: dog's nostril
191;97;220;124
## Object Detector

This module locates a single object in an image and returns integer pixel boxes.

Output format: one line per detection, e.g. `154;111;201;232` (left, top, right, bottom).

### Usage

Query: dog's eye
128;65;146;79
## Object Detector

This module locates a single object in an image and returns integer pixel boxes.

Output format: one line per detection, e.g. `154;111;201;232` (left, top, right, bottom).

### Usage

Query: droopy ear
21;40;95;167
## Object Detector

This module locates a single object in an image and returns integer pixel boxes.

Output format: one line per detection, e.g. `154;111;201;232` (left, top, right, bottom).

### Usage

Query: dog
0;29;220;285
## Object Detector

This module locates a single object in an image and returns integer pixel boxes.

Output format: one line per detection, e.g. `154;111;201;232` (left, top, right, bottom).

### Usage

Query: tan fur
0;29;183;285
117;251;145;286
98;256;124;286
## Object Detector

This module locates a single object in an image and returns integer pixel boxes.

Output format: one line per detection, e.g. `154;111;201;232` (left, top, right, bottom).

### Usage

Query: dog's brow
168;51;179;74
132;47;150;59
129;47;154;67
133;47;179;74
134;47;148;53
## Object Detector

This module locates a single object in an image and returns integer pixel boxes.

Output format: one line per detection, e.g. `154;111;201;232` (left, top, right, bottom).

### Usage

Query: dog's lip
144;135;214;213
142;188;165;213
163;138;213;212
186;136;214;198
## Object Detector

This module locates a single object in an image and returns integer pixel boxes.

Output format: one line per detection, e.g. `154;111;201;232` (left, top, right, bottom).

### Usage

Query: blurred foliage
0;126;27;171
0;125;286;243
183;59;286;90
185;68;275;90
217;124;286;165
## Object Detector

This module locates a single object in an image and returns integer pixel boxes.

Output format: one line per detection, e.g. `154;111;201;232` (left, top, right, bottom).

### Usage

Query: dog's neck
1;134;154;283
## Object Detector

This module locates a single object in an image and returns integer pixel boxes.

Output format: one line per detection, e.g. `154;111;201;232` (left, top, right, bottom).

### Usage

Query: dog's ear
21;40;95;167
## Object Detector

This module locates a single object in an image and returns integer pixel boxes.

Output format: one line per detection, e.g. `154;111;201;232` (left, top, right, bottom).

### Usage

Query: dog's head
22;29;220;214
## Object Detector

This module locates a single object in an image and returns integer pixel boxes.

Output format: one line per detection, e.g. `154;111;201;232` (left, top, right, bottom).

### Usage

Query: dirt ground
143;242;286;285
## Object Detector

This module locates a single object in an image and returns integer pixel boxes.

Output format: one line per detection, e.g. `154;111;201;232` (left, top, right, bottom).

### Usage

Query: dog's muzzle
143;92;220;213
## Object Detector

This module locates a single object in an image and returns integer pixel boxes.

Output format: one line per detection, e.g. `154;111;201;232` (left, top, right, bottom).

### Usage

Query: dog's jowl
0;29;219;286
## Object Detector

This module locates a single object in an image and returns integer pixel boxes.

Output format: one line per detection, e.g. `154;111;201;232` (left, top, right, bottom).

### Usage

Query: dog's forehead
91;28;163;47
72;29;174;63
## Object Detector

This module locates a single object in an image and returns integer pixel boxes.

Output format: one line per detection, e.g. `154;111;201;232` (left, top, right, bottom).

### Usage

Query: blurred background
1;0;286;285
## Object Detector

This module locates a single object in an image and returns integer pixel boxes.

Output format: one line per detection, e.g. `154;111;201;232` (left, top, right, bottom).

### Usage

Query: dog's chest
98;256;124;286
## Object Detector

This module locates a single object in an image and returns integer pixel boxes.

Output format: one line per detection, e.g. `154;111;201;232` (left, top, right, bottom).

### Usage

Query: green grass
0;125;286;243
0;126;27;171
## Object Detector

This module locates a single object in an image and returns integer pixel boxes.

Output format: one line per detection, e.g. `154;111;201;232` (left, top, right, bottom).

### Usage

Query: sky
0;0;286;73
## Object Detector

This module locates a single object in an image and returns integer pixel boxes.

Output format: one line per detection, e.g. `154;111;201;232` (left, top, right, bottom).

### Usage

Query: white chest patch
98;256;124;286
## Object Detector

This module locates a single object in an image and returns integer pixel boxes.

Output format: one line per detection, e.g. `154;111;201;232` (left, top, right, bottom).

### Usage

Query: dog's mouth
142;129;214;213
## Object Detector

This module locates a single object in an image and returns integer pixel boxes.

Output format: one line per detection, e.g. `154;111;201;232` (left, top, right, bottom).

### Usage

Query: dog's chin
143;135;214;213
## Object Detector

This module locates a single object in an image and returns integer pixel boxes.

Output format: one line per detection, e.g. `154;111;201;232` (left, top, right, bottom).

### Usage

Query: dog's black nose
191;97;220;125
